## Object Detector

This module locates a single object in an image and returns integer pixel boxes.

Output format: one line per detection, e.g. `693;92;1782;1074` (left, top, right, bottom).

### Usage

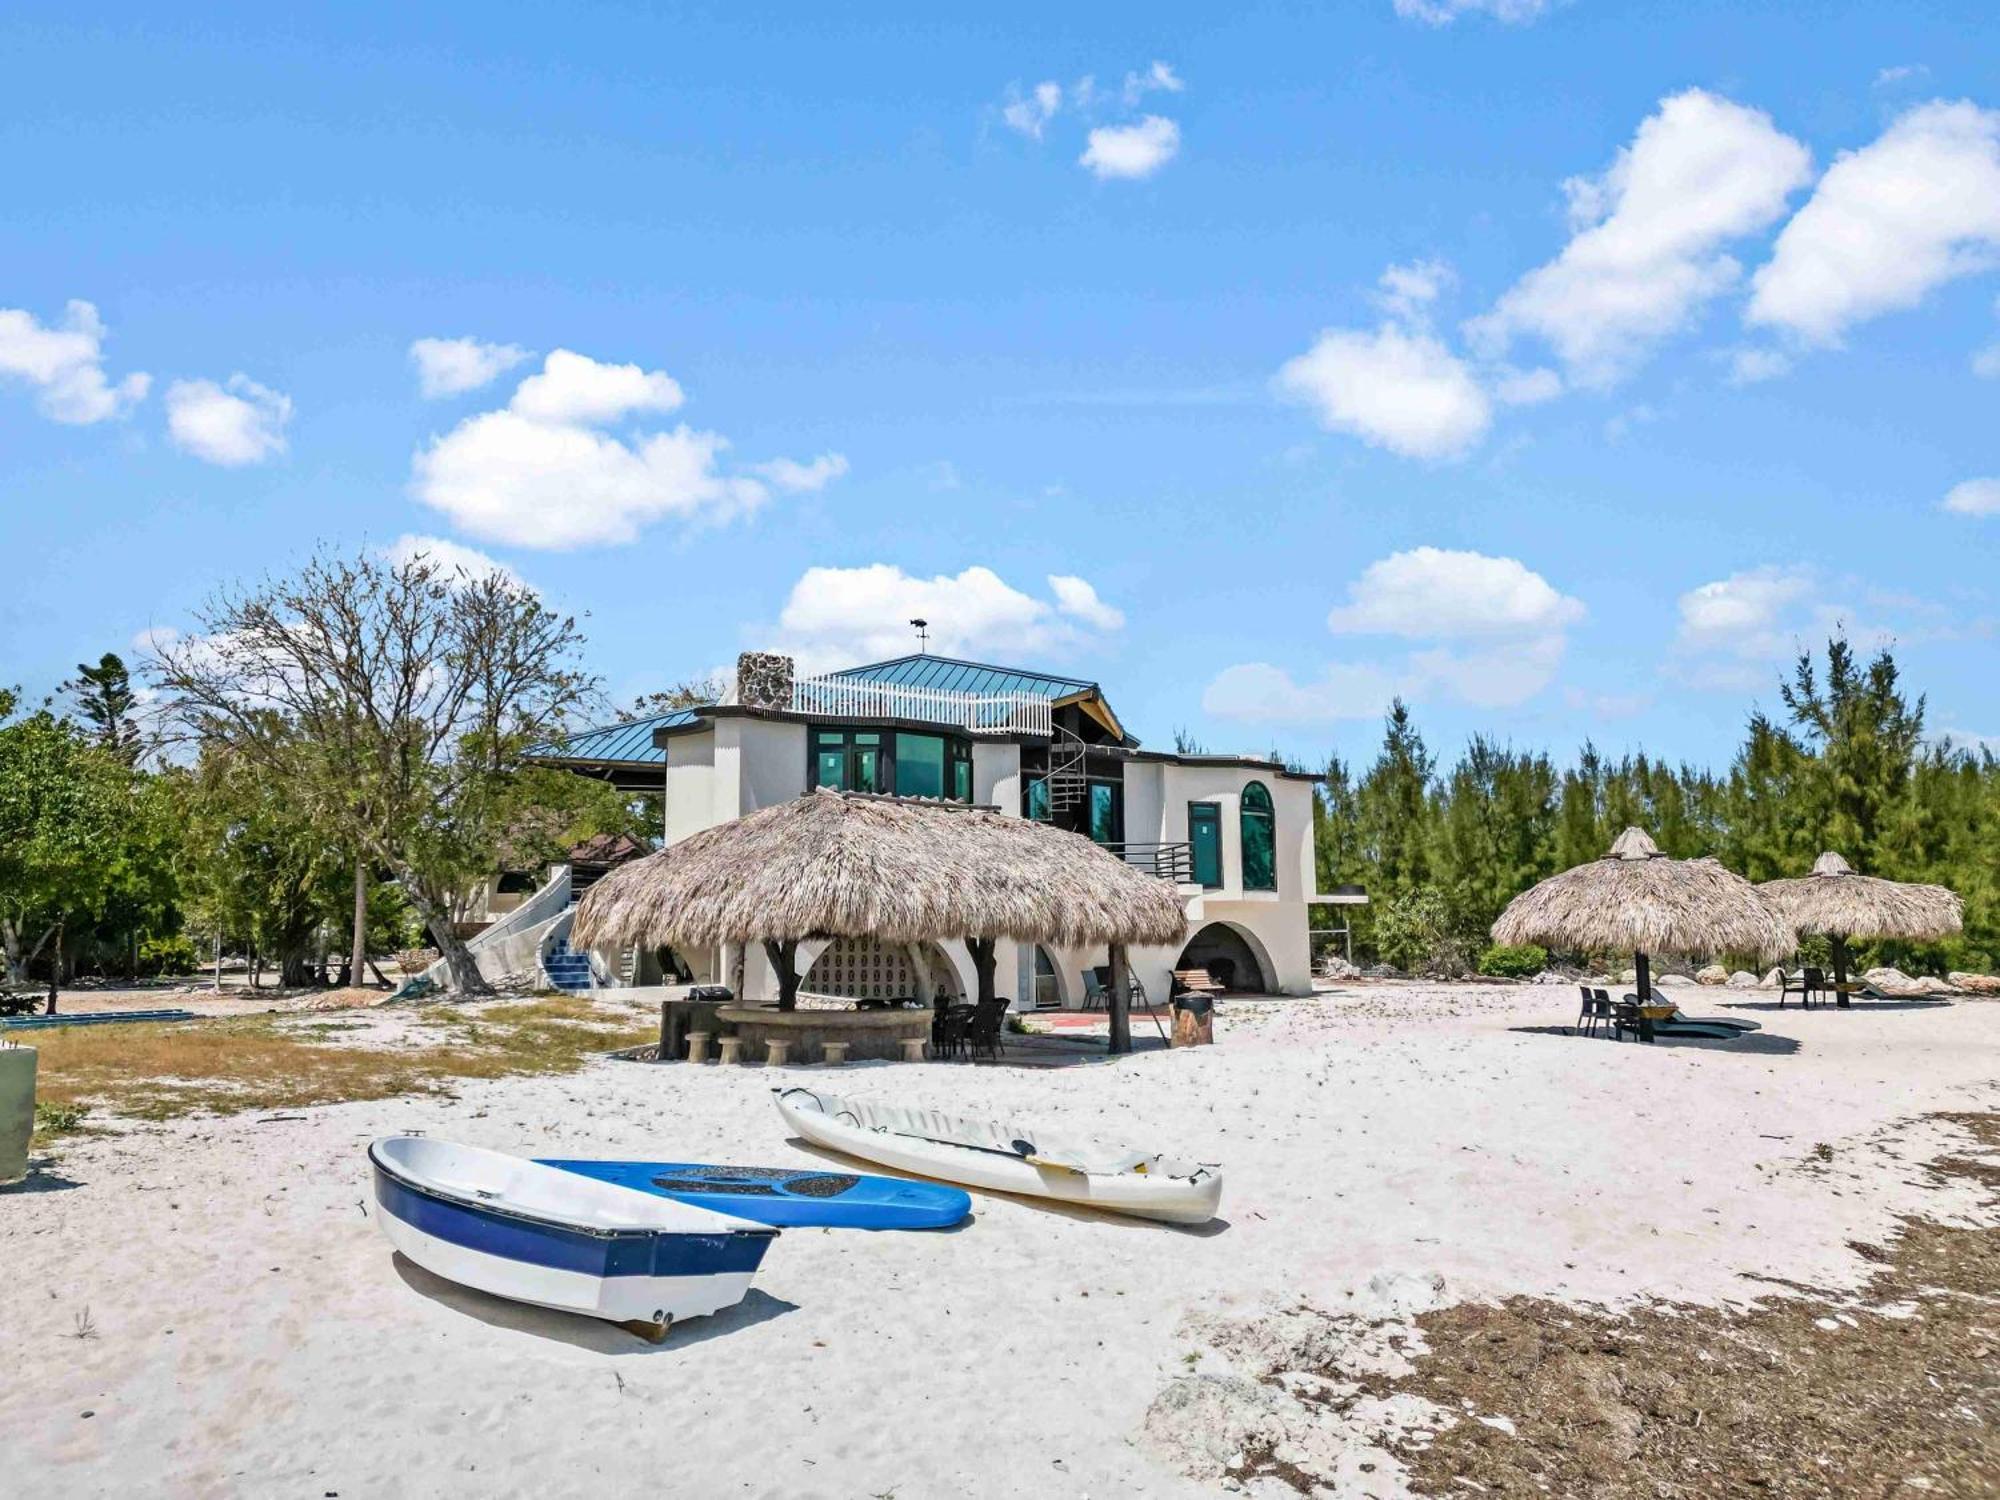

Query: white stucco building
533;651;1337;1011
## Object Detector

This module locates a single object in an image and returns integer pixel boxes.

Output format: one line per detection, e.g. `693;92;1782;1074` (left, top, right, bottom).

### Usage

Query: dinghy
368;1136;778;1339
773;1087;1223;1226
540;1158;971;1230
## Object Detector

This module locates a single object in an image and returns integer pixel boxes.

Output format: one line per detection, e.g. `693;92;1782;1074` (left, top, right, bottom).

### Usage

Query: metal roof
530;708;697;767
828;653;1098;701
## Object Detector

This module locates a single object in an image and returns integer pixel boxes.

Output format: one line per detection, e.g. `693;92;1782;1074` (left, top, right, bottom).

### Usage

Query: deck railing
788;672;1054;736
1100;841;1196;884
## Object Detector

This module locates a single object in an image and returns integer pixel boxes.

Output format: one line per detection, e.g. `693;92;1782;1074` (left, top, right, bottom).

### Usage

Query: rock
1362;963;1404;980
1530;970;1572;986
1861;966;1960;996
1695;965;1729;987
1725;971;1758;989
1758;966;1785;989
1949;971;2000;995
1318;956;1362;980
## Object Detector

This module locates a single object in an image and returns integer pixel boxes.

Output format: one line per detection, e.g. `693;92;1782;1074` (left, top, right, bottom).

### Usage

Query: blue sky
3;1;1996;772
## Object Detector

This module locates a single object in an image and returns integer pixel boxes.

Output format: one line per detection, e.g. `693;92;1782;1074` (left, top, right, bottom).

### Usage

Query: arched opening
1176;921;1273;994
1032;946;1062;1010
1240;780;1276;892
803;937;964;1002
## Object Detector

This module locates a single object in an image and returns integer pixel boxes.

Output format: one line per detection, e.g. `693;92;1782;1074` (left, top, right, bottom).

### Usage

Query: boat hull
369;1140;776;1328
773;1089;1223;1226
538;1159;972;1230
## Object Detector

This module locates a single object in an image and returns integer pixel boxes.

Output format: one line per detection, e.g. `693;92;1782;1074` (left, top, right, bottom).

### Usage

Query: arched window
1240;781;1276;892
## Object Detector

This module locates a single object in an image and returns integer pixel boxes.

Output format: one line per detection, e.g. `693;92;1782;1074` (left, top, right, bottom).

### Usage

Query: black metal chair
1575;985;1597;1036
964;1000;1008;1062
930;997;963;1060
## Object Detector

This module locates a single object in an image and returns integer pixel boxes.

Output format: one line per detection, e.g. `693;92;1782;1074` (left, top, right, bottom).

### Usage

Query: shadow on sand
0;1155;84;1194
1510;1024;1802;1057
391;1253;797;1352
1716;998;1955;1014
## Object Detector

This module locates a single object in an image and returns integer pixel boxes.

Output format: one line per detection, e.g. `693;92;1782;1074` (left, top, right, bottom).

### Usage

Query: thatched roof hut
574;789;1187;1044
1759;851;1962;998
1491;827;1792;997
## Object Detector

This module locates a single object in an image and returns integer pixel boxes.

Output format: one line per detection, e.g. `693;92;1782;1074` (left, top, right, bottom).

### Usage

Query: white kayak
368;1136;779;1338
773;1087;1223;1225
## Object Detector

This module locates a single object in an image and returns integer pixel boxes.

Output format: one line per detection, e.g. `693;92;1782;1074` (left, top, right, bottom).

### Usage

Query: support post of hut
1831;935;1851;1008
1107;943;1132;1055
1634;952;1651;1004
967;937;997;1006
763;939;801;1011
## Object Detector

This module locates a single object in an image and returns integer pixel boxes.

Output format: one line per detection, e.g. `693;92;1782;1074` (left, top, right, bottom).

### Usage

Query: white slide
773;1087;1223;1225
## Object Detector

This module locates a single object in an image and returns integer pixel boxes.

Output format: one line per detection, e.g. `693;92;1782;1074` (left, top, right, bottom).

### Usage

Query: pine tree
61;652;143;765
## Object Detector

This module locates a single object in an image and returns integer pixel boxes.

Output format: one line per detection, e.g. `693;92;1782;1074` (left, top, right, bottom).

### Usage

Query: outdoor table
1618;1000;1675;1042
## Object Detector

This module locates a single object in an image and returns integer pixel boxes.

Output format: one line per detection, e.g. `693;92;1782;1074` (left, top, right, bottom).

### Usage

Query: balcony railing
1101;841;1195;884
788;672;1054;736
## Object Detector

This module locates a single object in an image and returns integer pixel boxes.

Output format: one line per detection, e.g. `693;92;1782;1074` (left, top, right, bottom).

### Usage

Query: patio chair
1081;970;1108;1010
930;995;963;1061
1597;989;1640;1041
1574;985;1596;1036
964;1000;1008;1062
1779;967;1824;1008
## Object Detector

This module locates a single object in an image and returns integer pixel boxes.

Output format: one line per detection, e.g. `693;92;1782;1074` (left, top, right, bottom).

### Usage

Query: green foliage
1312;639;1999;974
1374;886;1467;976
59;652;143;765
1478;943;1548;979
138;932;198;976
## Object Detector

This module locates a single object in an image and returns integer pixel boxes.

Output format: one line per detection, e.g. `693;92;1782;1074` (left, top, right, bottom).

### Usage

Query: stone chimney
736;651;795;711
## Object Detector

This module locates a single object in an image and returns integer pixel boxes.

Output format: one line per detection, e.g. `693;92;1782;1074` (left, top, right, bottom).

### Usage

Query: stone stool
764;1039;791;1068
685;1030;712;1064
899;1037;927;1063
717;1035;744;1065
820;1041;849;1066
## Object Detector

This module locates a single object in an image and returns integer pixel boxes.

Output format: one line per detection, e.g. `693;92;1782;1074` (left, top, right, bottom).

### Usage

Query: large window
812;727;970;801
1088;781;1122;845
1241;780;1276;891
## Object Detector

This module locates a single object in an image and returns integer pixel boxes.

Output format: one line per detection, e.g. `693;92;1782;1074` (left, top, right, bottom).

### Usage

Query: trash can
0;1044;35;1184
1169;993;1215;1048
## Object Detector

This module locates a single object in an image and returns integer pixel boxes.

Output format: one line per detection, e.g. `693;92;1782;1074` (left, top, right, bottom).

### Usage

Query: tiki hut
1760;851;1962;1004
573;788;1189;1052
1491;827;1793;1001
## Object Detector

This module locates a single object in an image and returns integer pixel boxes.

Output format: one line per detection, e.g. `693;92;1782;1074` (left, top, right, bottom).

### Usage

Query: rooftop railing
787;672;1054;736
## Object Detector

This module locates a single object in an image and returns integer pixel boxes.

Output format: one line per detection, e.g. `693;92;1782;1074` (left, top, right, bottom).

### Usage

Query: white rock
1725;971;1758;989
1695;965;1728;987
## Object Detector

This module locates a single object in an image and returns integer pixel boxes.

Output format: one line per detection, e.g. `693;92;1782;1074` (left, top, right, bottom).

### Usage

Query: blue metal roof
530;708;697;766
828;653;1098;701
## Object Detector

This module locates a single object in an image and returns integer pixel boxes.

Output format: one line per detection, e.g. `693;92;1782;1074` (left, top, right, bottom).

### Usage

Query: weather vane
910;618;930;651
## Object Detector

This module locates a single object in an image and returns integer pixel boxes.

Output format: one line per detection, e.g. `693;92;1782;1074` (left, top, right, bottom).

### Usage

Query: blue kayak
537;1159;972;1230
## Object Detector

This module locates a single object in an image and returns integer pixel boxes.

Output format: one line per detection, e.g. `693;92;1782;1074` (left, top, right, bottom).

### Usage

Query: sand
3;983;1997;1498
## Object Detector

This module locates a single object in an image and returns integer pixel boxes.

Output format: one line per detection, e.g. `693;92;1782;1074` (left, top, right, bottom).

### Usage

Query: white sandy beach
5;983;1998;1498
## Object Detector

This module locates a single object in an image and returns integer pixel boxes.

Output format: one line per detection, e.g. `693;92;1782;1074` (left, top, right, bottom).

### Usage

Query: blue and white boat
539;1158;972;1230
368;1136;778;1338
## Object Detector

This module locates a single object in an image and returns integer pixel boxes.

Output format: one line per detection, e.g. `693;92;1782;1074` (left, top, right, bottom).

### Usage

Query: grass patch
30;998;655;1134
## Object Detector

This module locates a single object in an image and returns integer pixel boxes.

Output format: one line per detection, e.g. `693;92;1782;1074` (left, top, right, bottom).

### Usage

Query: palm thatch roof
572;788;1189;952
1759;851;1963;942
1491;826;1792;961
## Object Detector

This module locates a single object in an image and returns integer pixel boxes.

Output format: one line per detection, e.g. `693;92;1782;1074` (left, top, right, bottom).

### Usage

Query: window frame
808;723;974;802
1240;779;1277;893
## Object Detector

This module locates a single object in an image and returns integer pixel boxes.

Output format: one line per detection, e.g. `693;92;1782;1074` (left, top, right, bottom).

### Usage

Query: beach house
529;651;1333;1010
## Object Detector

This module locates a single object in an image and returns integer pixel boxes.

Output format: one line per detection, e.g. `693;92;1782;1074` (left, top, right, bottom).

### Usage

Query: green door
1188;802;1222;887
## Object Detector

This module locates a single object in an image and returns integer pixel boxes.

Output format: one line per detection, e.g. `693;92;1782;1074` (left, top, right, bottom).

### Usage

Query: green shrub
138;932;199;976
1374;887;1471;977
1478;943;1548;979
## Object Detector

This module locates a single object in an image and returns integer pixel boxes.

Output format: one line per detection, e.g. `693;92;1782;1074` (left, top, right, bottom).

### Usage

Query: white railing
786;673;1054;735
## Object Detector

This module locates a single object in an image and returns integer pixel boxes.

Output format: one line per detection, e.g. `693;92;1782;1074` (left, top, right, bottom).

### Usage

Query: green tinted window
815;749;846;789
1241;781;1276;891
1026;777;1050;821
953;757;973;802
895;733;946;799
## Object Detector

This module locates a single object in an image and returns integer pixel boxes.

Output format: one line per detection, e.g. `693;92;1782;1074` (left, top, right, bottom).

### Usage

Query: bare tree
150;549;596;994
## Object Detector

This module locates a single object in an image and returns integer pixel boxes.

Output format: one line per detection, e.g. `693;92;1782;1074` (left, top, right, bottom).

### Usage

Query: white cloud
1328;547;1585;638
409;336;533;398
1749;102;2000;344
1002;80;1063;140
1121;61;1183;105
1047;573;1126;631
1393;0;1556;25
1376;259;1454;320
164;374;292;466
1974;343;2000;378
1200;661;1401;724
380;534;527;589
509;348;684;424
1275;323;1491;460
1942;478;2000;517
1493;365;1564;405
1470;89;1811;386
750;452;850;493
1207;548;1581;722
764;564;1123;673
1079;116;1180;180
1726;346;1793;384
1672;564;1906;689
0;299;149;424
1875;65;1928;88
410;349;805;549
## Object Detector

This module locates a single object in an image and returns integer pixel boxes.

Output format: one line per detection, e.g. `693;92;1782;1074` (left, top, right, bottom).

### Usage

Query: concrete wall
972;739;1022;812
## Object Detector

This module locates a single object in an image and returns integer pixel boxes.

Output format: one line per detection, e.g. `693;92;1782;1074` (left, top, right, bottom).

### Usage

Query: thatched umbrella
573;788;1188;1052
1491;827;1792;1003
1759;851;1962;1006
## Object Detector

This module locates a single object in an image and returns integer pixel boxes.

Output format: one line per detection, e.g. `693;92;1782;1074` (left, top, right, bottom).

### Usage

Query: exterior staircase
542;935;594;993
1046;723;1088;816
